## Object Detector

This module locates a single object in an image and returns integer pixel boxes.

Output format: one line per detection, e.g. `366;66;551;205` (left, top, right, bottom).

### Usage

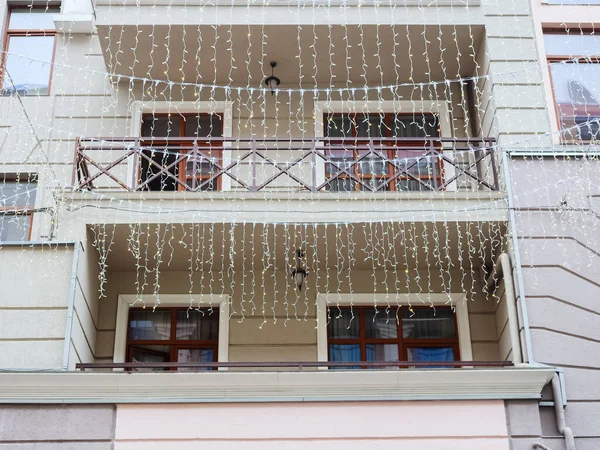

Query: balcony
73;137;499;194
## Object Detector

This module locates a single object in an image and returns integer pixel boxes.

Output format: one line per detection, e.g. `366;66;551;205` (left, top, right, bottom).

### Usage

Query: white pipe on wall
486;252;523;364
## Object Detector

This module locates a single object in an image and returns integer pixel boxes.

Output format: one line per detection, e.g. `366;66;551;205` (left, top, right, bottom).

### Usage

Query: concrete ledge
0;366;554;404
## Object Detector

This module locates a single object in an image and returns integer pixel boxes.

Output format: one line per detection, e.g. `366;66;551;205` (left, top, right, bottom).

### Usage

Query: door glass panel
325;114;352;138
177;348;214;371
328;308;359;339
364;309;398;339
402;308;456;339
184;114;223;137
176;309;219;340
366;344;399;363
329;344;361;368
129;310;172;340
407;347;454;363
141;116;181;138
129;344;171;371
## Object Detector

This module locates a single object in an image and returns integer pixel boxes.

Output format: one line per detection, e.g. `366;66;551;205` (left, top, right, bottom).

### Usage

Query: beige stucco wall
0;245;73;368
113;400;510;450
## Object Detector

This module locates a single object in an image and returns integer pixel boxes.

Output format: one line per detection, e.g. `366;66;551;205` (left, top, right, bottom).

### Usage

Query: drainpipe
486;253;523;364
62;242;81;370
532;374;576;450
551;373;576;450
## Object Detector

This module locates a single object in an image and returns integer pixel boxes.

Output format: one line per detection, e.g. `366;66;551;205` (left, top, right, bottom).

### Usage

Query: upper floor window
1;6;59;96
139;113;223;191
127;307;219;371
323;113;441;191
545;30;600;142
327;306;458;366
0;174;37;241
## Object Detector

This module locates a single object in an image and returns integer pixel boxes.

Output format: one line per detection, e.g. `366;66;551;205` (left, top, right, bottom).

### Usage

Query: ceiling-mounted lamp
290;249;307;291
264;61;281;96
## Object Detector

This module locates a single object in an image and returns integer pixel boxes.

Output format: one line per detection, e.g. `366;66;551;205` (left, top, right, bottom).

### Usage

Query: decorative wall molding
0;366;553;403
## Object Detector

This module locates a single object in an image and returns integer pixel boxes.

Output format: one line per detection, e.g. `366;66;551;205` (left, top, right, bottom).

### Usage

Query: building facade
0;0;597;448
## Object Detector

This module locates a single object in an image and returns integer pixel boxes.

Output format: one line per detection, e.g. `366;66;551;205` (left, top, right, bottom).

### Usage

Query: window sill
0;365;554;404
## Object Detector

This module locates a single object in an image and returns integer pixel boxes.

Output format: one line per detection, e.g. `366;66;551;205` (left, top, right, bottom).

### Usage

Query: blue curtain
410;347;454;364
329;344;361;369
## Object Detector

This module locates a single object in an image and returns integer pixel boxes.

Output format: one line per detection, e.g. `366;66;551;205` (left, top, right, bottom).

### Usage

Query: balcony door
323;113;440;192
140;113;223;191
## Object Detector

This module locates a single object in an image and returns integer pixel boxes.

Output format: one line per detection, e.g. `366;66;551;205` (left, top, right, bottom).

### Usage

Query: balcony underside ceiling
97;24;485;87
90;220;506;271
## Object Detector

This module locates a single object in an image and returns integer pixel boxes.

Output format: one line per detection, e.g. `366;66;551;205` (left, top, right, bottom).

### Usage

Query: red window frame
140;113;224;191
544;28;600;143
323;113;442;191
1;5;58;96
126;306;219;370
327;305;460;364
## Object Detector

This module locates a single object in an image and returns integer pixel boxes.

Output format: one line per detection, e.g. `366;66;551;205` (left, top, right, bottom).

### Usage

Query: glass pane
364;309;398;339
357;151;388;175
0;215;31;241
392;115;439;138
544;34;600;57
129;344;171;371
326;148;354;175
356;115;385;138
549;63;600;141
366;344;399;362
0;180;37;207
327;178;354;192
176;309;219;340
184;114;223;137
177;348;214;371
129;310;172;340
359;178;390;192
407;347;454;363
8;8;60;30
329;344;361;367
327;308;359;339
325;115;352;138
402;308;456;339
141;116;181;138
140;148;179;192
1;36;54;96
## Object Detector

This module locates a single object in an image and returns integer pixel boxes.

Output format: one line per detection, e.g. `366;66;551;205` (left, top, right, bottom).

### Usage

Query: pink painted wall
114;400;510;450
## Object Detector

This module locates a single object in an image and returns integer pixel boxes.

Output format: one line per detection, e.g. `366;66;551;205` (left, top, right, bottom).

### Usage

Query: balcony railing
73;137;499;193
76;360;514;371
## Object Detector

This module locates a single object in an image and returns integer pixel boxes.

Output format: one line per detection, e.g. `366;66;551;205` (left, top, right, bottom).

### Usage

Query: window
323;113;441;191
1;6;58;96
545;30;600;142
327;306;458;366
139;113;223;191
126;307;219;371
0;174;37;241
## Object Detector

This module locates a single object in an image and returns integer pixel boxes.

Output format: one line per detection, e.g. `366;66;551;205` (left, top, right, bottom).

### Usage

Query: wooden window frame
323;112;442;191
326;305;460;365
544;28;600;144
0;174;36;241
1;5;58;96
140;112;224;191
126;306;219;370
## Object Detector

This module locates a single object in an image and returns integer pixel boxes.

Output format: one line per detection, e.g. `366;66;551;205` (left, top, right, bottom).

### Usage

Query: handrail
76;360;514;371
